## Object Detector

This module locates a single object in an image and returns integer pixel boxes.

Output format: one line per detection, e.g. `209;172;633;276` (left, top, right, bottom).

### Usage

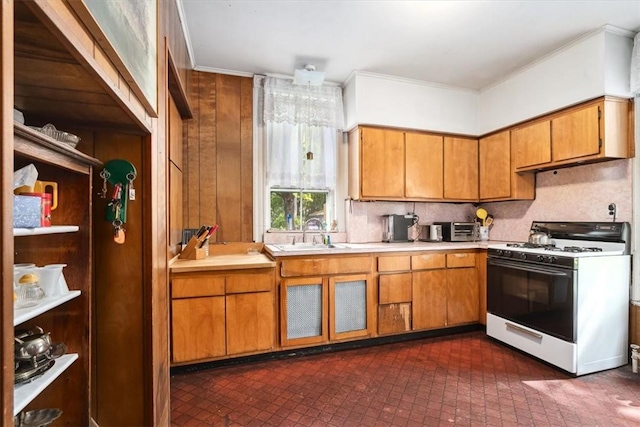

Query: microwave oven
433;222;477;242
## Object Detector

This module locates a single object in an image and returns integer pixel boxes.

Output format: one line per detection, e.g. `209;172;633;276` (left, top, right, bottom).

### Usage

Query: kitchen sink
271;243;349;251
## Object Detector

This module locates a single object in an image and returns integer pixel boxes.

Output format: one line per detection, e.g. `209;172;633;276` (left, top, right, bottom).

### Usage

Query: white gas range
486;221;631;376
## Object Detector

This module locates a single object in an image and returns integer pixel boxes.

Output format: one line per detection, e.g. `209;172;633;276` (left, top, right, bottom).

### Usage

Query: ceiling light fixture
293;64;326;86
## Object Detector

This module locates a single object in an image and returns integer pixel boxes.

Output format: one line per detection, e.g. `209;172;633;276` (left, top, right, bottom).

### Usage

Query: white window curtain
263;76;343;189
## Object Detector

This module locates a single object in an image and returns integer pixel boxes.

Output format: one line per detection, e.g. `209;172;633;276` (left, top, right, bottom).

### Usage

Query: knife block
179;236;207;260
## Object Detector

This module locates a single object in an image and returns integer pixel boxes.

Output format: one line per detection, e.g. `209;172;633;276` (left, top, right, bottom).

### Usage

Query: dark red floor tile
171;331;640;426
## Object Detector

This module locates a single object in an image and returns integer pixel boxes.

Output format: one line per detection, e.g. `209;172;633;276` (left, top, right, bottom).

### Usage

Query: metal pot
528;231;551;245
15;330;52;367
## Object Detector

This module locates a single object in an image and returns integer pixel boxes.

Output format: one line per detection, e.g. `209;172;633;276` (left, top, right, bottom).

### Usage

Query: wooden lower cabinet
446;268;479;325
170;250;483;363
330;275;373;340
226;292;274;355
378;269;413;334
412;269;447;329
280;274;374;347
280;277;328;347
412;252;479;330
379;272;412;304
170;268;276;364
172;296;226;363
378;303;412;334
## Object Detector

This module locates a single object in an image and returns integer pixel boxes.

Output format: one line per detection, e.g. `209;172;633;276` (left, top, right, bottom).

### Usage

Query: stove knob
536;255;545;262
497;249;504;256
520;253;527;260
504;250;512;257
548;256;557;264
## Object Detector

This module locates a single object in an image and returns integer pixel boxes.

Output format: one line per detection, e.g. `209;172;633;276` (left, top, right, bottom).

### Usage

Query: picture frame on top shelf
68;0;157;116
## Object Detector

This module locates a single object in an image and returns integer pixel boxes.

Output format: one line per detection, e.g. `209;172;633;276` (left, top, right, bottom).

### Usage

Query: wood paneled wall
169;95;184;257
163;0;191;98
183;72;253;243
89;132;145;427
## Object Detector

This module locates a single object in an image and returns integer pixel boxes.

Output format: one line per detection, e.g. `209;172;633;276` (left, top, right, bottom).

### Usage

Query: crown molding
175;0;195;69
193;66;255;78
349;70;479;94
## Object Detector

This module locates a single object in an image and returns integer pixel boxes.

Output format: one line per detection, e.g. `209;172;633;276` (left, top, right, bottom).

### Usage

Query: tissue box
13;195;41;228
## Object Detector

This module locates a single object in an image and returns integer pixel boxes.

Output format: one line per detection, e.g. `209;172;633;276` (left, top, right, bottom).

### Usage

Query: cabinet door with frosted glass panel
329;274;373;340
280;277;328;347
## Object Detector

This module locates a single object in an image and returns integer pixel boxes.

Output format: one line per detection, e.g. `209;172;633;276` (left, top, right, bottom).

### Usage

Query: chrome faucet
303;218;323;243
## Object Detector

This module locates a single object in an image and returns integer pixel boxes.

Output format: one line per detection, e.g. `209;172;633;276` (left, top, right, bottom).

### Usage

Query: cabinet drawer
411;253;446;270
172;276;225;298
226;271;274;294
378;255;411;272
379;273;412;304
446;253;476;268
280;256;371;277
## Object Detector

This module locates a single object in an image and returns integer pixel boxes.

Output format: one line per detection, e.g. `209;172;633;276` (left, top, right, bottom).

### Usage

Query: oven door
487;257;576;342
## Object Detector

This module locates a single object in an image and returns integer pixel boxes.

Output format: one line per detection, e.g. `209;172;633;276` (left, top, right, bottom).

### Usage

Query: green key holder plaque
102;159;137;223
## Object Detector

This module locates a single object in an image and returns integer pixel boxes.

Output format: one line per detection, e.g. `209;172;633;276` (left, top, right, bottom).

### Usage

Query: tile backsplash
346;159;632;243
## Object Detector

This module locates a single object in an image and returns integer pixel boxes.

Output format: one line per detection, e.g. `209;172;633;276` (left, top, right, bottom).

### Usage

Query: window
260;77;343;233
270;189;330;230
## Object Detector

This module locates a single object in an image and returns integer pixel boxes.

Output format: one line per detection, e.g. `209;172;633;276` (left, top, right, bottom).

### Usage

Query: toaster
433;222;477;242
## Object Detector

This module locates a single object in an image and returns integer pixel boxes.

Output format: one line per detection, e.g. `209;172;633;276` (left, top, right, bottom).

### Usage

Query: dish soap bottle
286;213;293;230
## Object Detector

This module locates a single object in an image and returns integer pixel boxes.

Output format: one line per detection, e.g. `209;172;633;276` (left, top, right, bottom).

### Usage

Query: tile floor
171;332;640;426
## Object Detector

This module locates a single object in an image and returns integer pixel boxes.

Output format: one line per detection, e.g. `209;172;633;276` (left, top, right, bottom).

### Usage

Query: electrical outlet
608;203;617;219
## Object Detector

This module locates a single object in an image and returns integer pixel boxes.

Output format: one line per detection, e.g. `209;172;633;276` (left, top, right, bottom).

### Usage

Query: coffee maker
382;214;417;242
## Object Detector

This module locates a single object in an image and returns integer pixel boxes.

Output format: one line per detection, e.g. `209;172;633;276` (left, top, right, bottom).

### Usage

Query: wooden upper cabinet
479;131;510;200
443;136;478;201
514;97;630;172
405;132;444;199
552;102;600;162
512;120;551;170
360;127;405;199
479;131;535;201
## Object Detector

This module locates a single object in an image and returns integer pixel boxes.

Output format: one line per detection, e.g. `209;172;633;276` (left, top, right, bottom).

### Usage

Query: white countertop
264;240;506;257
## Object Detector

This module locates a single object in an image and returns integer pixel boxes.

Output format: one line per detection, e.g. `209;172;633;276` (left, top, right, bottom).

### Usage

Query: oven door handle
505;322;543;340
488;258;572;277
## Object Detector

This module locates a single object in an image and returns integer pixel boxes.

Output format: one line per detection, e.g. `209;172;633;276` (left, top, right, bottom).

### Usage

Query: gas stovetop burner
547;246;603;253
506;242;556;249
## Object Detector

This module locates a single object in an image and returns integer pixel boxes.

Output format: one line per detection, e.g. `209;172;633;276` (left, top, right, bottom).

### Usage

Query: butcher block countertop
170;242;275;273
170;253;276;273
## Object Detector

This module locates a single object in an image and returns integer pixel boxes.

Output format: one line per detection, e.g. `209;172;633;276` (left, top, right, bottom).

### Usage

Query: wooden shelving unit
13;354;78;416
14;291;81;326
11;119;100;423
13;225;79;237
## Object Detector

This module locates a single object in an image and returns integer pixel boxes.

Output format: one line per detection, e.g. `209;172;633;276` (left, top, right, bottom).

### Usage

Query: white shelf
13;353;78;415
14;291;81;326
13;225;79;236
